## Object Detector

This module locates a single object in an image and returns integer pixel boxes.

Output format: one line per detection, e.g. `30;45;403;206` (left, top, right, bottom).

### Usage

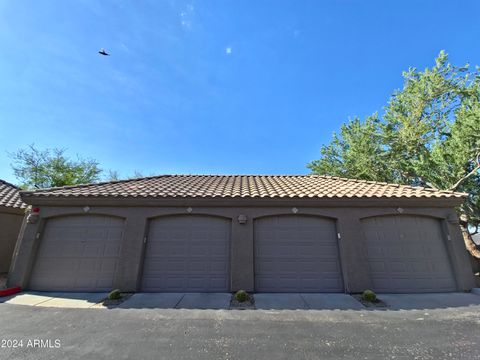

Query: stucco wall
8;202;476;292
0;209;24;273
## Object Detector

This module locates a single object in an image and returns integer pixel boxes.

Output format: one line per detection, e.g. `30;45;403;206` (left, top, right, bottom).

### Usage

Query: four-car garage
12;175;473;294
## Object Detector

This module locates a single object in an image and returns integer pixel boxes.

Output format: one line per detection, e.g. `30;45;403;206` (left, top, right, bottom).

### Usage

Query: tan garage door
362;215;456;293
255;215;344;292
141;215;231;292
29;215;124;291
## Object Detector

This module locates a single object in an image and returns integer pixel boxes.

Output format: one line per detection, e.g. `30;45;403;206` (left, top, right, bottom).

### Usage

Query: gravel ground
230;294;255;310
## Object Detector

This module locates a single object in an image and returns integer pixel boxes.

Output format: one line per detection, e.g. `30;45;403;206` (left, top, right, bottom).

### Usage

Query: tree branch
449;152;480;191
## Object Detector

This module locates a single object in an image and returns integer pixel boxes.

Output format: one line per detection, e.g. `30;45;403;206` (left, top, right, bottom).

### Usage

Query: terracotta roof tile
0;180;26;209
19;175;467;201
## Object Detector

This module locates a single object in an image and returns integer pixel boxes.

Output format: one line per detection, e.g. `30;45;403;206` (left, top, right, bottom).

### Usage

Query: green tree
106;170;121;182
308;51;480;257
308;114;390;181
105;170;147;182
9;144;102;189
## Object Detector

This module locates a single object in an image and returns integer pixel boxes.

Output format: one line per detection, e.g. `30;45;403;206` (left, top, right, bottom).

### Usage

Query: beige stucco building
0;180;25;274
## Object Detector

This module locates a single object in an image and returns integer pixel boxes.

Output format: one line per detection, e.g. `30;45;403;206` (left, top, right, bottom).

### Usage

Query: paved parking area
1;300;479;360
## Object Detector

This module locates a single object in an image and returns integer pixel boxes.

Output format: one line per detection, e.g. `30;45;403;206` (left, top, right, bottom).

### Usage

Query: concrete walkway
378;292;480;310
254;293;365;310
1;291;480;310
117;293;365;310
0;292;107;308
118;293;232;309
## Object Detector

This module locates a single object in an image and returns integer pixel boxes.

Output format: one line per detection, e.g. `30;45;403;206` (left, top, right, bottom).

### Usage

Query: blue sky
1;1;479;184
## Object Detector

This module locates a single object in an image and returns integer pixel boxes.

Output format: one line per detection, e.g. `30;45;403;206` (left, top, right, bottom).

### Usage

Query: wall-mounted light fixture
292;207;298;214
237;214;247;224
186;207;193;213
27;207;40;224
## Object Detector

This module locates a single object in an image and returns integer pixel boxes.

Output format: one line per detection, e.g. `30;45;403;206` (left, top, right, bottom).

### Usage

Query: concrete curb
2;292;480;310
0;287;22;297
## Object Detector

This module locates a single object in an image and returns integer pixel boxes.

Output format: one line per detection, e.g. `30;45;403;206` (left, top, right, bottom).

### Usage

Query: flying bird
98;48;110;56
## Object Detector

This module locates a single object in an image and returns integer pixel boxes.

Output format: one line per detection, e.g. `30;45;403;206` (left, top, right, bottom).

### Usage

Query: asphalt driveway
1;297;479;360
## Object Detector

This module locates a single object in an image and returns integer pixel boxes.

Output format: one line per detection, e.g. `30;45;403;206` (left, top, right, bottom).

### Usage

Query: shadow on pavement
2;291;480;311
117;293;231;310
375;293;480;310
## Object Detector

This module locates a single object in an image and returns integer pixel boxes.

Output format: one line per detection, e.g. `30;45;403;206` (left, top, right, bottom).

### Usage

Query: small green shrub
362;290;377;302
108;289;122;300
234;290;249;303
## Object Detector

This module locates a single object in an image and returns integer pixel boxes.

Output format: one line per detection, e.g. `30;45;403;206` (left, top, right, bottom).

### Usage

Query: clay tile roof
0;180;27;209
19;175;467;201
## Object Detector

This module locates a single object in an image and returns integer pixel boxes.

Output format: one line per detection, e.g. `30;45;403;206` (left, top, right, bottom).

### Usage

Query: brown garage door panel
29;215;124;292
254;216;344;293
141;215;231;292
362;216;456;293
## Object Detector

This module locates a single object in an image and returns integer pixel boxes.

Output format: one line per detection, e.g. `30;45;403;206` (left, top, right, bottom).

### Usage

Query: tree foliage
9;144;102;189
105;169;146;181
308;51;480;235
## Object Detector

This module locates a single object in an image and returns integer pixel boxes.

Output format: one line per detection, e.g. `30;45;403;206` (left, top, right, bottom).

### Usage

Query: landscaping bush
108;289;122;300
362;289;377;302
234;290;249;302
